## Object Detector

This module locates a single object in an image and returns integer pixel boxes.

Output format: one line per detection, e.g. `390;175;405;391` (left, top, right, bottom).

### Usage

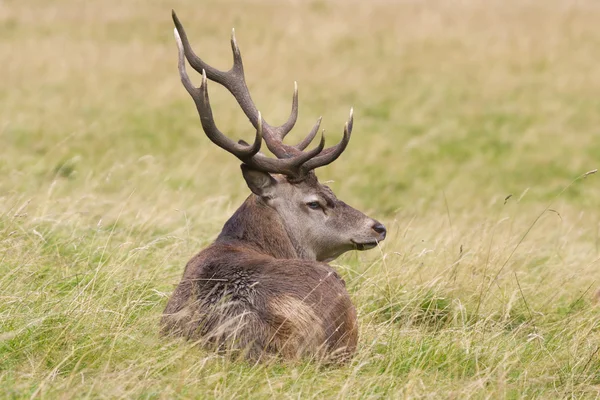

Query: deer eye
306;201;322;210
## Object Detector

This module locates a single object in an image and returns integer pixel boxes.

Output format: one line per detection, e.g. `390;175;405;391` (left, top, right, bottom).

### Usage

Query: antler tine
172;11;229;85
230;30;300;149
300;108;353;173
275;81;299;140
230;28;244;75
174;28;199;99
197;69;263;158
173;11;260;122
175;27;261;159
295;116;322;151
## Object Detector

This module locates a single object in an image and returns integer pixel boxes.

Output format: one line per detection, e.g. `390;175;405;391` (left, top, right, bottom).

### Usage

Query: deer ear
241;164;278;199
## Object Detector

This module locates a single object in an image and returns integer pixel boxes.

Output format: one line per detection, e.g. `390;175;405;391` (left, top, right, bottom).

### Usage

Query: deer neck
217;196;313;260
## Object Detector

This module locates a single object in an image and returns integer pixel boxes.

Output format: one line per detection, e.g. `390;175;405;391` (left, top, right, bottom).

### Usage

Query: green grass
2;0;600;398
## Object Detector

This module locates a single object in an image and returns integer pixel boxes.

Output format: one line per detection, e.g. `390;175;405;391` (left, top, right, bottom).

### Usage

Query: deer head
172;11;386;262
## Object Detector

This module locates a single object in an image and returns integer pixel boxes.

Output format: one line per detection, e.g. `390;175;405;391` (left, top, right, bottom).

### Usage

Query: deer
161;11;387;362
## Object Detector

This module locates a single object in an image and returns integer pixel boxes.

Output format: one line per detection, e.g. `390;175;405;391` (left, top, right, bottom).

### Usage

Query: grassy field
2;0;600;398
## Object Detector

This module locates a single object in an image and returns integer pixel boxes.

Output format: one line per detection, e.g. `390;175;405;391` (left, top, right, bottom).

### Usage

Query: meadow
2;0;600;398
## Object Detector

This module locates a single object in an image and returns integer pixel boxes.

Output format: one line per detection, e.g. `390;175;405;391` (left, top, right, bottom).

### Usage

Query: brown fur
162;189;360;362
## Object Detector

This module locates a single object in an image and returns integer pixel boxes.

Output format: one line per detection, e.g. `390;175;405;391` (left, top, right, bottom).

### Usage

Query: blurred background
3;0;599;213
2;0;600;397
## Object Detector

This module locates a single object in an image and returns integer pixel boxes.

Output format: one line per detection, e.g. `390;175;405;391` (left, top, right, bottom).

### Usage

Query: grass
2;0;600;398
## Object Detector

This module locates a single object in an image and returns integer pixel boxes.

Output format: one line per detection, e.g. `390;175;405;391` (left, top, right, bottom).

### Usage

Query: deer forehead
277;178;338;204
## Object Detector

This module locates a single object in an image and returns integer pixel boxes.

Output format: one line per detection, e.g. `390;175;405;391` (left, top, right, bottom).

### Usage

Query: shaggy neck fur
217;196;311;260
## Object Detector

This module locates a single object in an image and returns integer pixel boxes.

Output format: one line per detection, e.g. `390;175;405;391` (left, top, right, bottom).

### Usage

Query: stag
162;11;387;362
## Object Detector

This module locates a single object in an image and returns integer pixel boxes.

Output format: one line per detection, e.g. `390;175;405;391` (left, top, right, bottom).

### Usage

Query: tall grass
2;0;600;398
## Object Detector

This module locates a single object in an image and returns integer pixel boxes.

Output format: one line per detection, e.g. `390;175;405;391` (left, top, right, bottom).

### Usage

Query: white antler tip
173;28;183;49
230;28;240;54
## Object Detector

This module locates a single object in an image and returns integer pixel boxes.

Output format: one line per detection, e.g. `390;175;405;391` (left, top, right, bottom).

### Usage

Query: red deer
162;11;387;362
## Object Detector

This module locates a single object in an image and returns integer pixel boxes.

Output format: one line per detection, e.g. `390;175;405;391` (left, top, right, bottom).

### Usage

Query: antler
172;10;353;179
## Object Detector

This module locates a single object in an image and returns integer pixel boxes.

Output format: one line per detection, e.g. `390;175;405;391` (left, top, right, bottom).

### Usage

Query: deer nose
372;222;387;239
